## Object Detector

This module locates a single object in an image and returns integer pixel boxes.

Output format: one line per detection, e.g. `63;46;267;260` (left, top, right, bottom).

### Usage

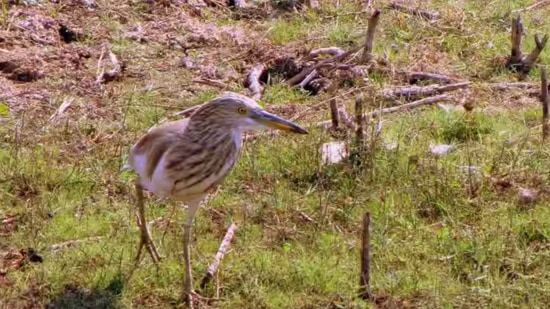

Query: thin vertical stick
542;67;549;140
355;95;365;150
509;16;524;66
329;98;340;129
361;9;381;63
359;211;372;300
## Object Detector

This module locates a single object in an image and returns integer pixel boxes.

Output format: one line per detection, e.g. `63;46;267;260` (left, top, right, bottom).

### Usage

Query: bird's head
192;92;308;134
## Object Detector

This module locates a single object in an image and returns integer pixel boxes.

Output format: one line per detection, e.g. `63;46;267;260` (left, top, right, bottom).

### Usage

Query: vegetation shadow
46;274;124;309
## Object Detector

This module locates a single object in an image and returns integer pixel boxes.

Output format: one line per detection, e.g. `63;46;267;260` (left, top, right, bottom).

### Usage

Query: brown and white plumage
127;92;307;307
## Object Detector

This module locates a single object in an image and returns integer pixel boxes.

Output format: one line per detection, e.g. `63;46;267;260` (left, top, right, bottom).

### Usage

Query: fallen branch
359;211;372;300
200;222;238;289
512;0;550;13
193;78;228;89
388;2;440;20
407;71;456;84
522;34;549;73
542;67;549;140
316;94;451;127
380;82;470;101
310;47;345;58
486;82;537;90
49;97;74;121
246;64;265;100
286;46;362;86
51;236;104;252
361;9;381;63
297;210;315;223
298;69;318;89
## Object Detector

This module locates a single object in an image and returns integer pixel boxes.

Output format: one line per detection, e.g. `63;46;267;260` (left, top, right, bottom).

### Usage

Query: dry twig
49;97;74;121
51;236;104;252
355;95;365;150
286;46;363;86
200;222;238;289
512;0;550;13
522;34;549;72
246;64;265;100
316;94;451;127
310;47;345;58
541;68;549;140
298;69;318;89
193;78;228;89
388;2;440;20
380;82;470;101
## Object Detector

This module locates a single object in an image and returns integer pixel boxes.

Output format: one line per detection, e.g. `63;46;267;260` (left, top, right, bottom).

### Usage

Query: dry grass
2;0;550;308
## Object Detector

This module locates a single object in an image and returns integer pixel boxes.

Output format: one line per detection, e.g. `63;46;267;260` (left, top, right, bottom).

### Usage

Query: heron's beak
254;110;308;134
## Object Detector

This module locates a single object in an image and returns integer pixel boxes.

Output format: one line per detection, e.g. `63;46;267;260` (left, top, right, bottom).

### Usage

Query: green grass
2;0;550;308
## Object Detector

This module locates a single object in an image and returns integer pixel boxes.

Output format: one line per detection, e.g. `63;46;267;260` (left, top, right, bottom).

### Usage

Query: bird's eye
237;107;247;115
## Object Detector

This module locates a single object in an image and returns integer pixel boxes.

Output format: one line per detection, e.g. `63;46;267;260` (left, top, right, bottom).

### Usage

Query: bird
127;92;308;306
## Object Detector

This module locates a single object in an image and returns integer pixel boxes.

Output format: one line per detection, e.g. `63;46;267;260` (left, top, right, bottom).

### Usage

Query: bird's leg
183;200;201;308
134;179;161;265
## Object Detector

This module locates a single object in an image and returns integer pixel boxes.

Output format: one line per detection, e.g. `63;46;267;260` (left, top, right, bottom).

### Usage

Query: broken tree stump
506;15;549;76
359;211;372;300
361;9;381;63
329;97;340;130
542;67;549;140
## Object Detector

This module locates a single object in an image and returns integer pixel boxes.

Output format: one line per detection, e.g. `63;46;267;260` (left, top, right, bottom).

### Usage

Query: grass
2;0;550;308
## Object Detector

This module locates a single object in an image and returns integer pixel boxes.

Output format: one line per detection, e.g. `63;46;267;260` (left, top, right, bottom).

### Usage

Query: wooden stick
355;95;365;149
193;78;228;89
508;16;524;67
388;2;440;20
512;0;550;13
247;64;265;100
380;82;470;101
316;94;451;127
329;98;340;129
361;9;381;63
522;34;549;73
542;67;549;140
200;222;238;289
286;46;362;86
487;81;537;90
310;47;345;58
298;69;318;89
51;236;105;252
408;72;455;84
359;211;371;300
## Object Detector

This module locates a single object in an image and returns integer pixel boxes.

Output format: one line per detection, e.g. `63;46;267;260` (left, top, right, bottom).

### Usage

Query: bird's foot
134;234;162;266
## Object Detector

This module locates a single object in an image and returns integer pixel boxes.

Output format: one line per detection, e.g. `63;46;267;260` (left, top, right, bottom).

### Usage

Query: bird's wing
129;118;189;183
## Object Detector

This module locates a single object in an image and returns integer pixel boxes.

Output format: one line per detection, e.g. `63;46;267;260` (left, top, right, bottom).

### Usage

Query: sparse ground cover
1;0;550;308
